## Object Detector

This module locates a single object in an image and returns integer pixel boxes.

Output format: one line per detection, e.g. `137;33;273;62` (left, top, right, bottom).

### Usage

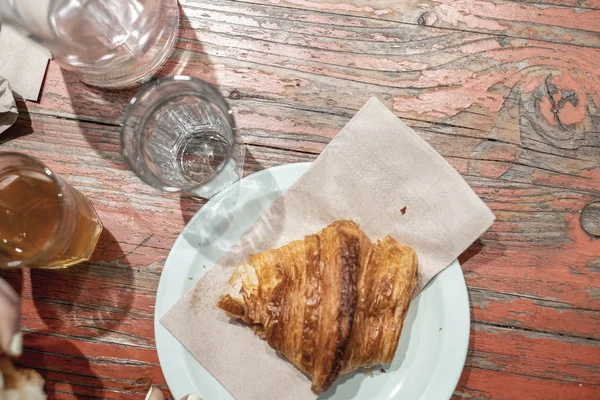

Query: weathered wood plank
18;332;173;399
226;0;600;48
470;288;600;340
468;323;600;385
27;1;600;126
505;0;600;8
454;367;600;400
463;212;600;310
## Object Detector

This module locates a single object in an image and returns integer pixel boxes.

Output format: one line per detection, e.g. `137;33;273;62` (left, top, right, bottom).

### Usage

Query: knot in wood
581;202;600;238
229;90;241;100
418;11;437;26
538;74;583;130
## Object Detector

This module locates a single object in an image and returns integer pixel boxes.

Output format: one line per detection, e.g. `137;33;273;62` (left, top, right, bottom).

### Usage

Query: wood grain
1;0;599;398
229;0;600;48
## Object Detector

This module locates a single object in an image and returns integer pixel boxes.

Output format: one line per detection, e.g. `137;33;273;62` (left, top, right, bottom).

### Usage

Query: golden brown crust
340;235;418;373
299;234;320;375
325;227;361;391
310;221;363;393
217;220;418;394
217;294;246;320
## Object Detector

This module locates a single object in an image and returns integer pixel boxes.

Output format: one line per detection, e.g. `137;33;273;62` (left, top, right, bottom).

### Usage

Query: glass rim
0;151;66;268
120;75;238;193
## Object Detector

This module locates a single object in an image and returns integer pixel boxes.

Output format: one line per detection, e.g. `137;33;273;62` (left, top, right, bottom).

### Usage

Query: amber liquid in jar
0;165;102;269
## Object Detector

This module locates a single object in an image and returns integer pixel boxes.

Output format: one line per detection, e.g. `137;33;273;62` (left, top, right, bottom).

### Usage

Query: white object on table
155;163;470;400
161;97;494;400
0;77;17;133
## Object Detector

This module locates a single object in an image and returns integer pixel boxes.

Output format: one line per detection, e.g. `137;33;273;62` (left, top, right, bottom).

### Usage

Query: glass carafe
0;0;179;88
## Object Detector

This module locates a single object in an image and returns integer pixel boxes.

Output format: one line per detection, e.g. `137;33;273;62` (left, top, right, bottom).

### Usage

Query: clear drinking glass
0;0;179;87
120;76;245;198
0;152;103;269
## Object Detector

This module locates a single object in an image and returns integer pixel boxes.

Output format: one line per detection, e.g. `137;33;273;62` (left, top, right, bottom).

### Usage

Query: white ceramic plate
155;162;470;400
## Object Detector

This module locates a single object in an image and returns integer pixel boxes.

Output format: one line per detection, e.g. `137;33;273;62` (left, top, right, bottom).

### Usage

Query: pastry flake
217;220;418;394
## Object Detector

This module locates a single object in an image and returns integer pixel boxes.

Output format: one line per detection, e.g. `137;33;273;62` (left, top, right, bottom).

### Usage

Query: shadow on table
176;157;287;267
29;228;134;336
454;305;477;395
20;339;99;398
242;147;266;178
178;149;263;226
24;228;134;397
458;239;485;265
156;3;218;82
179;196;207;226
0;100;34;145
455;236;504;396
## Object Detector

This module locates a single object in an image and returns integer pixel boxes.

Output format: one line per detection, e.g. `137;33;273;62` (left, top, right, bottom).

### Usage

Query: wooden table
1;0;599;398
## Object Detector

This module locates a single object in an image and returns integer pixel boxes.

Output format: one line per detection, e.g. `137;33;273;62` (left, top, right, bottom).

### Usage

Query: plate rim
154;162;470;400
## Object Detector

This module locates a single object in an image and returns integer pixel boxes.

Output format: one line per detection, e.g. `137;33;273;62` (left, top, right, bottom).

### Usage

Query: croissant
217;220;418;394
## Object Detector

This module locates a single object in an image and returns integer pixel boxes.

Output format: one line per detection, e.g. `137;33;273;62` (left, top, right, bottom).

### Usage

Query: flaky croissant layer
218;220;418;394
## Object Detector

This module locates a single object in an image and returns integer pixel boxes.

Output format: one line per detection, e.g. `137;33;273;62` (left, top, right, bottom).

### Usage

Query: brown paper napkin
161;97;495;400
0;25;51;101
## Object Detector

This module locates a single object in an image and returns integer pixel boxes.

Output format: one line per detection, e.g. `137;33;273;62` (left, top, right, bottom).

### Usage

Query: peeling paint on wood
1;0;599;398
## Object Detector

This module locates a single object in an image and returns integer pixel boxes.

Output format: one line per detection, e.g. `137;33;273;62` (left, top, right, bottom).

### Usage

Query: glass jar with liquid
0;152;103;268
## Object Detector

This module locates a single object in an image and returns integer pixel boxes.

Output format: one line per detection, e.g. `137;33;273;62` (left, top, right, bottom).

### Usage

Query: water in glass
121;77;244;197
